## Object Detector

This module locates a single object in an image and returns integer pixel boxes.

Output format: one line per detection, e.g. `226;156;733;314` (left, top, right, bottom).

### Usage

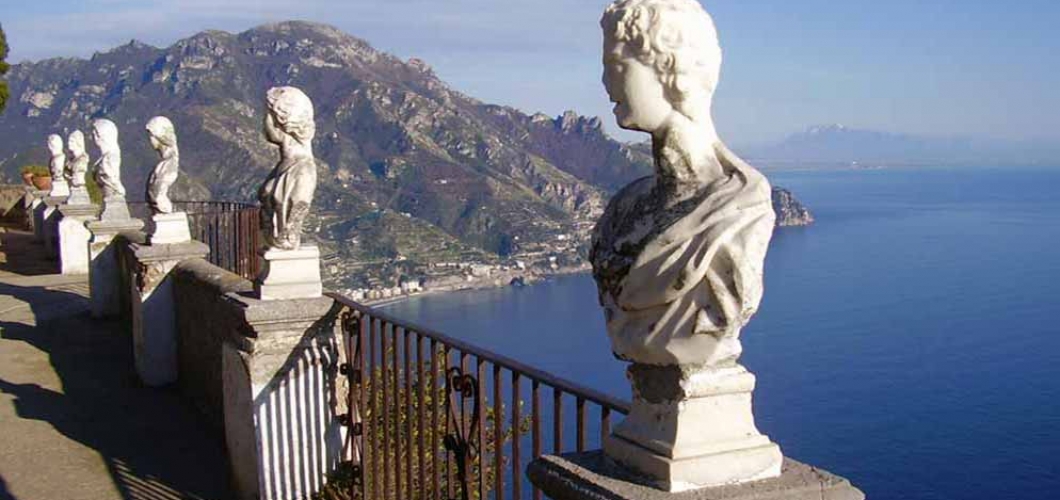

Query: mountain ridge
744;123;1060;167
0;20;810;290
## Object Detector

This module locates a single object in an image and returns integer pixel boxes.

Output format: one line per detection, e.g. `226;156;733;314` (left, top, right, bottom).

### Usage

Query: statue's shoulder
605;175;655;218
715;142;771;198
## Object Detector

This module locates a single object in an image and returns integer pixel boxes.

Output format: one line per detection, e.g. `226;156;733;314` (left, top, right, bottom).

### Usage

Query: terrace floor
0;227;231;500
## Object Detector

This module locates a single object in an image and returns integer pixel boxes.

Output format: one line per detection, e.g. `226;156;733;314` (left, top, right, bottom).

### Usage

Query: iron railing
328;292;630;500
130;201;261;281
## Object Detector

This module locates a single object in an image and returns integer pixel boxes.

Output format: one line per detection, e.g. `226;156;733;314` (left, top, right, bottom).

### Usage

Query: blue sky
3;0;1059;145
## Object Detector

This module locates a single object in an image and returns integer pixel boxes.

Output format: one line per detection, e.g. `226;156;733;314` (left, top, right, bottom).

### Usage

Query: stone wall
172;258;253;430
0;184;29;227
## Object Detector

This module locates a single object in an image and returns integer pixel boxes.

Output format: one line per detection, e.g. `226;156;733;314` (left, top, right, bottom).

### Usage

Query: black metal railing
329;293;630;500
130;201;261;281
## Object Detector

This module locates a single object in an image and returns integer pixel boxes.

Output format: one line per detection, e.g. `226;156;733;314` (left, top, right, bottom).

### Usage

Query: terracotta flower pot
31;175;53;191
22;172;35;186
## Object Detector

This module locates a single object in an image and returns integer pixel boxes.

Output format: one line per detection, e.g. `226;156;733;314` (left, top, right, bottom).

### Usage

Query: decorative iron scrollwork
338;308;365;500
444;367;480;500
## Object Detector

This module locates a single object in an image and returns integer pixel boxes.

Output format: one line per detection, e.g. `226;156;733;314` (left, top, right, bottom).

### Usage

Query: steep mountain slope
0;22;621;256
0;21;812;289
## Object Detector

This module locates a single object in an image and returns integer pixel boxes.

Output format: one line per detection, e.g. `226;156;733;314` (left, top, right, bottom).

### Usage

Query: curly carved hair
47;134;64;154
68;130;86;154
92;119;120;150
266;86;315;146
602;0;722;120
145;116;178;149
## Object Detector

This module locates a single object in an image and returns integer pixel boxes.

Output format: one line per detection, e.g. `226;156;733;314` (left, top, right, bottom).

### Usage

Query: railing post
220;293;339;500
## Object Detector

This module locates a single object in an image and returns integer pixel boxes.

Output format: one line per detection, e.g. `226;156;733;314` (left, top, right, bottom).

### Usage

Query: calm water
383;166;1060;500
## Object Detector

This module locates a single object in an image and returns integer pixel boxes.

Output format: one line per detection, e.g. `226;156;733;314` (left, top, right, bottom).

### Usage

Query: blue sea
382;166;1060;500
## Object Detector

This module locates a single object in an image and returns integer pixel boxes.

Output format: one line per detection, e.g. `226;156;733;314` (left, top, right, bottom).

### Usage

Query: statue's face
603;42;673;133
48;137;63;154
148;132;162;151
263;112;283;145
69;136;84;155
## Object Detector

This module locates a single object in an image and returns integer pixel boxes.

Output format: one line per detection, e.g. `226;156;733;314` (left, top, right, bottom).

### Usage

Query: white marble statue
66;130;92;205
47;134;66;180
258;86;317;251
591;0;781;490
145;116;179;215
46;134;70;197
91;119;126;199
592;0;775;368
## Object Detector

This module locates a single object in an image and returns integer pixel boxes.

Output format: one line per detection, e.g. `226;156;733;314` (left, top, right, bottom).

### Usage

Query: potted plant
21;165;52;191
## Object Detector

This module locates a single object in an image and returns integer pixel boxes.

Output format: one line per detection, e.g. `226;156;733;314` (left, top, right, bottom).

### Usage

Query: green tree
0;24;10;114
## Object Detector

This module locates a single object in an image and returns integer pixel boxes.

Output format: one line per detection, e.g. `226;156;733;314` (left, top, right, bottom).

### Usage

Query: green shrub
20;165;50;177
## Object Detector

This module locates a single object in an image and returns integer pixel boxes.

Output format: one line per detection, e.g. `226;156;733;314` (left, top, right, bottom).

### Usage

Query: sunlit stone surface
91;118;132;221
66;130;93;206
589;0;780;491
47;134;70;197
254;86;322;300
145;116;192;244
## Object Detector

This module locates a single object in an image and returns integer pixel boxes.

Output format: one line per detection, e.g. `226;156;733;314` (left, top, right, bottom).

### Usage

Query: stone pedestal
40;196;68;257
88;217;144;318
50;180;71;198
254;245;323;300
129;240;209;386
604;365;782;492
24;188;47;236
57;204;100;275
67;186;92;206
220;293;342;500
527;451;864;500
148;211;193;245
99;194;133;221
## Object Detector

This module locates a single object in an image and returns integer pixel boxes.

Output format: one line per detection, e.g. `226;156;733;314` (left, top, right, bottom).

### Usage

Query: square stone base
87;217;145;318
57;204;99;275
67;186;92;206
129;240;209;386
605;435;782;493
254;245;323;300
527;451;864;500
606;365;782;491
50;180;70;198
148;212;193;245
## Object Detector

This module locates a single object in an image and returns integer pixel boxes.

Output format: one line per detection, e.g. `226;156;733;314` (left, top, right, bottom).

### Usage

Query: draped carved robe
590;142;775;366
259;155;316;250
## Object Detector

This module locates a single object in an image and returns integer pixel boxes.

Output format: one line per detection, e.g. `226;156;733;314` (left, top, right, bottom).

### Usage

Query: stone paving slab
0;228;231;500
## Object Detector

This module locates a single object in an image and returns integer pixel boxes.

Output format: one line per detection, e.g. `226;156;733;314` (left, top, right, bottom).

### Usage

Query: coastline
363;264;591;308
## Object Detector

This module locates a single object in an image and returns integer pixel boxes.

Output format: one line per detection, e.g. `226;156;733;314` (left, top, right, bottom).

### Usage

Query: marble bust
91;119;126;199
258;86;317;251
66;130;92;203
591;0;781;491
591;0;775;368
145;116;179;215
46;134;70;197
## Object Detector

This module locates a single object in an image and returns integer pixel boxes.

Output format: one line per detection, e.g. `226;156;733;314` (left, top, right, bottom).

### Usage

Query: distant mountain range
0;21;814;289
742;124;1060;167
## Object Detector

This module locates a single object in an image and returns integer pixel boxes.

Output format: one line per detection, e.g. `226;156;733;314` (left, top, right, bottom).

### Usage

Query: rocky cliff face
0;21;813;278
772;187;815;227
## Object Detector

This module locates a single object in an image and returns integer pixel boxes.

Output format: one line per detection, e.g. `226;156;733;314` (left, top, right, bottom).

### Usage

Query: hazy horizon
5;0;1060;147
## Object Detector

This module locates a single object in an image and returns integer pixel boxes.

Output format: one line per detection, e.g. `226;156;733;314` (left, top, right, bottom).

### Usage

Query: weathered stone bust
258;86;317;251
145;116;179;215
67;131;89;187
592;0;775;368
91;119;126;199
65;130;92;206
47;134;65;178
592;0;781;491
